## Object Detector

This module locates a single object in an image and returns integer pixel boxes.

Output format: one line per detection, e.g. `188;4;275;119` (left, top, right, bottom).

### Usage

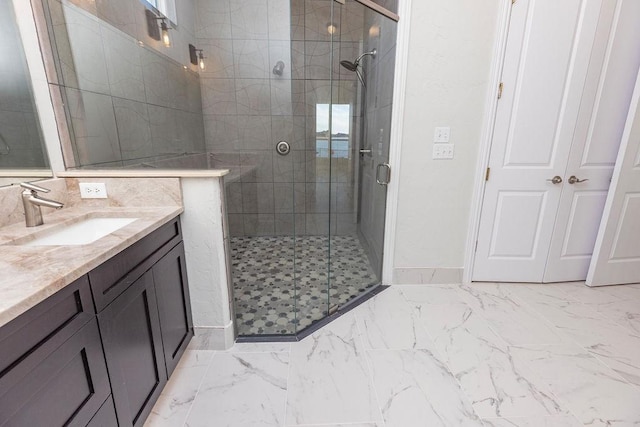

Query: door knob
568;175;589;184
546;176;563;184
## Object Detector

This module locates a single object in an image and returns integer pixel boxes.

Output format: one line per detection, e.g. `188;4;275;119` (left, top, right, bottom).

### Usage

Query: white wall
391;0;501;283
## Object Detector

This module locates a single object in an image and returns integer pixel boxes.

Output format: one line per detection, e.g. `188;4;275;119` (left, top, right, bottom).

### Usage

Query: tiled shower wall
196;0;367;237
43;0;206;168
0;2;48;168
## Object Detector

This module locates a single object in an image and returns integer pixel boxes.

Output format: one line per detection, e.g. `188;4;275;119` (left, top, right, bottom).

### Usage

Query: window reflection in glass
315;104;351;159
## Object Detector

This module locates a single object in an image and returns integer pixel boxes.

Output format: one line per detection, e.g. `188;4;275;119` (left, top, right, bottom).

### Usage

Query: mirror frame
0;0;66;187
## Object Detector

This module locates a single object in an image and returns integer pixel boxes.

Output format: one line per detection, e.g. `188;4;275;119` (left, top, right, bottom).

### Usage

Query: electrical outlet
433;143;454;159
434;127;451;143
79;182;108;199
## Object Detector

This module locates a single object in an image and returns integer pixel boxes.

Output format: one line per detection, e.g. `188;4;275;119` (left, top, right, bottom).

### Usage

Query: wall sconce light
160;19;171;47
189;44;206;71
327;23;337;35
145;9;171;47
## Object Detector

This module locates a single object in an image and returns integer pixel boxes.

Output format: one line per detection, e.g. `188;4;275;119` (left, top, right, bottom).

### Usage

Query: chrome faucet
20;182;64;227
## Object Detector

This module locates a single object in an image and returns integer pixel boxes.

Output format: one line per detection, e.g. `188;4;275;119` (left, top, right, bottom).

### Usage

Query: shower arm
354;49;377;67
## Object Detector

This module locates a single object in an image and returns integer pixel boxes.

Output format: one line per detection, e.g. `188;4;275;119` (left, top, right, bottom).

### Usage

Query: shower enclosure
197;0;399;336
39;0;398;338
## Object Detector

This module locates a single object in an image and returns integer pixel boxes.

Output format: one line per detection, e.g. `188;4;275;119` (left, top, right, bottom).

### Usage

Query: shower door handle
376;163;391;186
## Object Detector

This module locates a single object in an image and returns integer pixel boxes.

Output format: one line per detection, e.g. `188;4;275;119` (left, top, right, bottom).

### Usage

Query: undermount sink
22;217;138;246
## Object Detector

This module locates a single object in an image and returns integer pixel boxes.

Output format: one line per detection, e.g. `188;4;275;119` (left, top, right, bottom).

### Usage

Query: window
141;0;177;24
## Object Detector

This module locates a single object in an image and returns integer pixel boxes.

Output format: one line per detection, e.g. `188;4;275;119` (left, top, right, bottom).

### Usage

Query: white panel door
587;69;640;286
473;0;603;282
544;0;640;282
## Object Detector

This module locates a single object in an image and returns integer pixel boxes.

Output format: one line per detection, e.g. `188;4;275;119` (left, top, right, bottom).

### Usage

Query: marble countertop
0;205;183;328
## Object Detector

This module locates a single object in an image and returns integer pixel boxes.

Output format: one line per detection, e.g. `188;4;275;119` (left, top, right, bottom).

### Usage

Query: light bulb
327;23;337;35
161;20;171;47
198;52;206;71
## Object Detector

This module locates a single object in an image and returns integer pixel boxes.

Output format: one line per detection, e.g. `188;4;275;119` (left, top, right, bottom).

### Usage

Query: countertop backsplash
0;177;183;228
0;179;69;228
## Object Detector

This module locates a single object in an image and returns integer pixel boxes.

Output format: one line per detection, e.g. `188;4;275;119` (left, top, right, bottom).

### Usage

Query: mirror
0;0;51;186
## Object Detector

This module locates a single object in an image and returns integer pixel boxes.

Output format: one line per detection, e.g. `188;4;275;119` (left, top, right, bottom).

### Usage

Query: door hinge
497;82;504;99
485;167;491;181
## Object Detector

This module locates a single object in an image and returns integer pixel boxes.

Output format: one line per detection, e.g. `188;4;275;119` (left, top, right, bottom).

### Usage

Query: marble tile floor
146;281;640;427
231;235;379;335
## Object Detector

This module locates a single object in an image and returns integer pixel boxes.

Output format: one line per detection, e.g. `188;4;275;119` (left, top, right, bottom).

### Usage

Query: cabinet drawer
89;218;181;311
0;275;94;377
0;318;111;427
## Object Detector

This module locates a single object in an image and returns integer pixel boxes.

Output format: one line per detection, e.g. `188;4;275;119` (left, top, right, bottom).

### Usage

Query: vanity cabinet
0;216;193;427
0;276;111;427
152;241;193;376
98;271;167;426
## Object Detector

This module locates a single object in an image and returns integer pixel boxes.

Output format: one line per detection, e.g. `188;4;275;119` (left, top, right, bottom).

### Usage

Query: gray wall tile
196;39;235;79
230;0;269;40
95;0;137;39
60;4;110;94
305;182;330;213
233;39;270;79
240;150;274;182
227;182;243;213
235;79;272;115
228;213;245;236
195;0;232;39
204;114;239;151
237;115;272;150
102;25;145;102
66;88;121;166
201;78;237;115
148;104;179;155
113;98;153;160
243;213;275;236
304;0;337;42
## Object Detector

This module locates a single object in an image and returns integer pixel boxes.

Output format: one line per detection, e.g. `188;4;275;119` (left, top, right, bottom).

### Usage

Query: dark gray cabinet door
0;319;110;427
87;395;118;427
98;271;167;427
152;241;194;376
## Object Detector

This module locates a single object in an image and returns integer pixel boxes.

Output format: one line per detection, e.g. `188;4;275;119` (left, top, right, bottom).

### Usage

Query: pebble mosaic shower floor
231;235;379;336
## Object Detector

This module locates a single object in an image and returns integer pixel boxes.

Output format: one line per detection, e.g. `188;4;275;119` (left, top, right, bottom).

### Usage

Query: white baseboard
188;323;235;351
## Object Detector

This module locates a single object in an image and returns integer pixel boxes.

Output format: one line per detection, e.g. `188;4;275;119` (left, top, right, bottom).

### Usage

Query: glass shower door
327;0;398;311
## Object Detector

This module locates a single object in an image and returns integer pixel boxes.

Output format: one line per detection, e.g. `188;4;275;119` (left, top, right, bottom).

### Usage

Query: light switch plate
79;182;108;198
433;143;454;159
434;127;450;143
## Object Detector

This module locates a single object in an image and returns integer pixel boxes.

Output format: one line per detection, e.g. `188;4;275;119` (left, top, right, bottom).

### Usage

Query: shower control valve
276;141;291;156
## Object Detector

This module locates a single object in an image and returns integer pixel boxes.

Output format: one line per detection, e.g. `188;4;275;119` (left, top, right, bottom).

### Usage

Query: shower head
339;49;377;87
340;60;358;72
